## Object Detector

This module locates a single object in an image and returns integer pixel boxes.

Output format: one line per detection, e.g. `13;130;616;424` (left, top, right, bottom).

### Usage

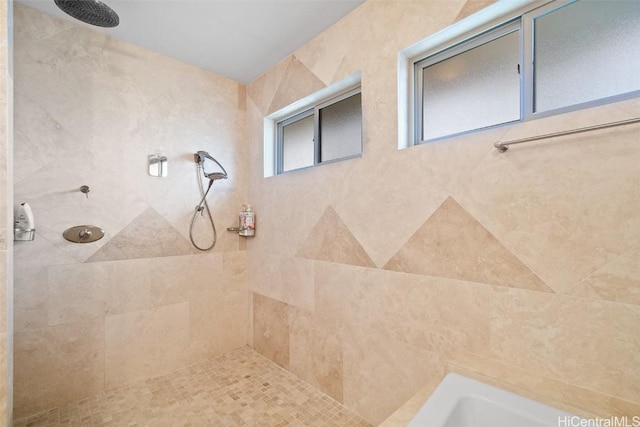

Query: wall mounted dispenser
14;202;36;241
239;204;255;237
227;204;255;237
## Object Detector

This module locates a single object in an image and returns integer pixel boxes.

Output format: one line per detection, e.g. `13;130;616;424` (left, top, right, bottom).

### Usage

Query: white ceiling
15;0;364;83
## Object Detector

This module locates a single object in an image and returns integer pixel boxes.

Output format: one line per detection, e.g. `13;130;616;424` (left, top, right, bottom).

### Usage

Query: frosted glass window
282;113;314;172
319;93;362;163
276;87;361;174
534;0;640;112
421;30;520;141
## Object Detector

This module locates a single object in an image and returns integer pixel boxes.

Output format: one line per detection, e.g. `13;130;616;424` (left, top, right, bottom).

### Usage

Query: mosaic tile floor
14;347;373;427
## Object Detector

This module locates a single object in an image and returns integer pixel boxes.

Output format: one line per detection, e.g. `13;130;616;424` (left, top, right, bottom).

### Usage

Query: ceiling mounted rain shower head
54;0;120;28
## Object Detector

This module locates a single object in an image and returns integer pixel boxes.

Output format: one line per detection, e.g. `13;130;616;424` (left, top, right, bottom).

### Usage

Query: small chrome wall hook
80;185;90;198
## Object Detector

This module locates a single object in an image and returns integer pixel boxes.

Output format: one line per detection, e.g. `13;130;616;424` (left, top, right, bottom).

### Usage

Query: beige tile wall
12;5;248;420
0;0;13;424
246;0;640;424
9;0;640;424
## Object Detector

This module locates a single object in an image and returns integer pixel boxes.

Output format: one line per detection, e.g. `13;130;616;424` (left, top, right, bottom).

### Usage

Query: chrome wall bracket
149;154;168;177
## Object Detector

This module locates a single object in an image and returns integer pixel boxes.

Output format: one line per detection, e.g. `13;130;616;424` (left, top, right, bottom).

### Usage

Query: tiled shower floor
13;347;372;427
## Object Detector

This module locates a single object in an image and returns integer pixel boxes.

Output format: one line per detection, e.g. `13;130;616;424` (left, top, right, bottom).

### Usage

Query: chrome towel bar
494;117;640;152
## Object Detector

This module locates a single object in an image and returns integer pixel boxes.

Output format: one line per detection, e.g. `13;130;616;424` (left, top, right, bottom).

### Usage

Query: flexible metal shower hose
189;164;218;251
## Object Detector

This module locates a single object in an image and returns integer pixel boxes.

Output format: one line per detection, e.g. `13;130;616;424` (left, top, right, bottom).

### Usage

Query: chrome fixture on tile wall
494;117;640;152
190;151;228;251
148;153;168;177
227;204;255;237
61;184;105;243
14;202;35;241
63;225;105;243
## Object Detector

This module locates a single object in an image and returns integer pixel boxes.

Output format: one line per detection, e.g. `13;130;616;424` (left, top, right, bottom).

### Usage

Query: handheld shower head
190;151;228;251
194;151;228;180
206;172;227;181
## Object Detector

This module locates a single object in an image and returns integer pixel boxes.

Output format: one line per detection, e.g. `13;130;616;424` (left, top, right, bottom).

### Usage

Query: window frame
523;0;640;118
276;109;315;174
410;0;640;146
413;19;523;144
275;86;362;175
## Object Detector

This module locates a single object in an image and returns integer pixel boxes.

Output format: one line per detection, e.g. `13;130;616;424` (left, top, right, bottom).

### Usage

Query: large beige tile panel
385;197;550;292
188;252;248;362
488;287;640;403
313;262;366;332
149;253;223;307
289;306;343;403
249;251;314;310
315;261;491;356
296;206;375;268
14;266;47;332
567;242;640;305
20;256;155;332
13;88;78;185
342;318;444;425
457;115;640;294
104;257;153;315
246;56;291;116
244;97;265;187
266;56;326;115
372;271;492;356
292;23;351;86
223;250;247;278
47;262;110;326
13;319;105;419
13;234;76;271
187;287;248;363
252;292;289;370
87;207;197;262
104;302;190;389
